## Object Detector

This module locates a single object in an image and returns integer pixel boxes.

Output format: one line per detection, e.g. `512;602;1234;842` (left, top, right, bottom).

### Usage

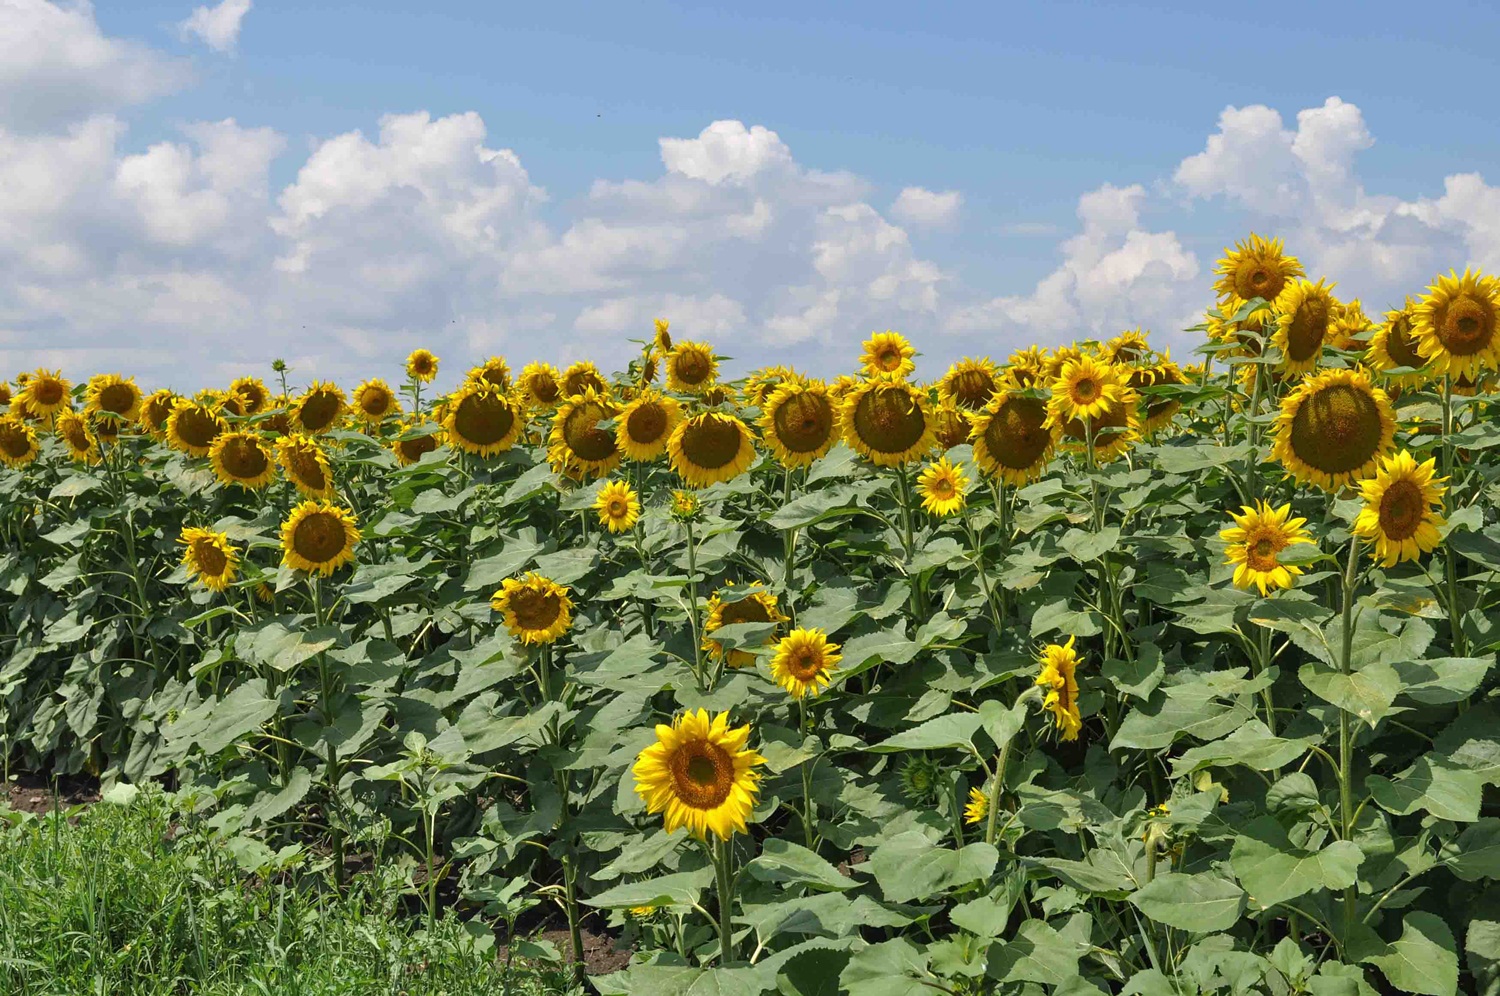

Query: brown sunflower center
1246;529;1282;572
1236;259;1284;301
193;539;228;577
853;385;926;455
680;417;743;470
930;476;955;499
1439;296;1495;355
398;435;438;462
453;392;515;446
33;379;64;406
1288;383;1385;474
220;436;269;479
787;648;824;680
719;596;772;627
412;355;435;375
668;741;734;809
0;423;30;458
529;374;560;404
877;347;902;371
564;370;606;396
627;402;668;444
1286;298;1331;362
175;407;224;449
672;350;713;386
983;397;1051;470
292;512;347;564
607;497;629;518
509;586;562;631
298;392;341;433
949;370;995;409
1072;377;1100;404
772;393;834;453
285;447;328;492
144;397;174;431
1378;479;1425;541
359;388;394;417
562;402;618;462
97;383;136;415
1387;318;1424;368
237;385;268;414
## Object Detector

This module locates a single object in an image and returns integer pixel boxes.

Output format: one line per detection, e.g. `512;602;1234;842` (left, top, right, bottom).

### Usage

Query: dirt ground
4;771;101;815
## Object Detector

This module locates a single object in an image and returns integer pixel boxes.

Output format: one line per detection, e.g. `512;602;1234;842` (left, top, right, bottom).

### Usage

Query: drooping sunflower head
406;348;440;383
209;430;277;490
595;479;641;534
632;709;764;840
932;401;970;450
165;398;228;457
964;787;989;825
938;356;1000;410
1272;367;1396;491
561;360;608;399
1035;636;1083;741
1353;450;1447;568
1412;268;1500;381
917;456;969;517
617;389;682;462
1328;299;1371;353
859;330;916;380
19;369;71;418
841;378;935;467
390;418;441;466
262;394;293;436
1005;346;1049;388
653;318;673;354
84;373;142;422
1049;355;1123;423
352;379;401;423
229;376;271;415
0;416;39;469
275;434;335;498
1367;298;1429;387
970;389;1056;486
898;755;942;804
179;527;240;593
1220;500;1314;596
548;389;622;478
1271;278;1340;374
443;384;524;457
665;342;718;394
1103;329;1151;366
55;411;100;464
467;356;513;393
517;362;563;409
668;412;757;487
703;585;787;667
1214;233;1304;307
280;500;360;576
769;628;841;700
292;381;346;435
491;572;573;644
759;380;838;468
138;389;178;439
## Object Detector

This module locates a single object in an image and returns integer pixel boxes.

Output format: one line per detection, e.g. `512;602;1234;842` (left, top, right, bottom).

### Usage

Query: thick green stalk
713;837;736;965
685;517;705;690
984;737;1012;847
1338;534;1361;948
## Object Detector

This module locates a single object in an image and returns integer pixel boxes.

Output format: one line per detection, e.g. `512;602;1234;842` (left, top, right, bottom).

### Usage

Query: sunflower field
4;238;1500;995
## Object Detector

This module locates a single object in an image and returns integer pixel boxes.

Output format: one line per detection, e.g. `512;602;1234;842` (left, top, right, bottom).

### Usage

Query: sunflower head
209;430;277;490
742;365;801;408
1213;233;1304;307
548;389;622;479
229;376;271;415
1005;346;1049;388
1035;636;1082;741
406;348;440;382
518;362;563;409
491;573;573;644
1131;354;1187;434
1413;268;1500;381
841;378;935;467
1047;364;1140;462
632;709;764;840
970;389;1056;486
1353;450;1447;567
617;389;682;462
84;373;142;422
1049;355;1123;423
964;787;989;825
938;357;999;410
671;489;701;521
20;369;72;419
917;456;969;517
770;628;842;700
280;500;360;576
859;331;917;380
653;318;673;354
293;382;346;435
444;384;524;457
759;380;837;468
0;383;10;409
1103;329;1151;366
1270;278;1340;374
166;399;228;457
179;527;240;592
1328;299;1371;353
262;394;294;436
595;480;641;534
138;389;178;439
467;356;513;393
898;755;942;803
561;360;608;399
1220;500;1315;596
703;584;787;667
352;379;401;423
1367;298;1429;387
390;418;441;466
1271;367;1395;491
275;434;336;498
665;343;718;394
0;416;39;469
668;412;757;487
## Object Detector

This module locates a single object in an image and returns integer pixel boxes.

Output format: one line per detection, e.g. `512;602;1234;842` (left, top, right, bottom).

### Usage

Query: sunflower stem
1440;375;1468;657
310;575;346;888
1337;532;1361;953
798;698;817;852
893;469;921;617
964;515;1004;637
983;735;1012;847
685;516;706;691
781;469;798;621
712;836;736;966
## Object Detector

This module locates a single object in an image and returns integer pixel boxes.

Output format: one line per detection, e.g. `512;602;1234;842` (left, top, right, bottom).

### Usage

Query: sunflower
633;709;764;840
653;318;672;354
1053;388;1140;463
19;369;71;419
1412;268;1500;381
703;585;787;668
165;399;228;457
229;376;271;415
932;402;970;450
898;756;942;803
561;360;608;399
1328;299;1371;353
262;394;293;436
1270;278;1340;374
55;412;100;464
1103;329;1152;365
963;787;989;825
841;378;935;467
758;381;837;468
668;412;757;487
406;348;440;383
517;362;563;409
828;374;861;406
1035;637;1083;741
138;389;178;439
859;331;916;380
671;489;700;520
84;373;142;422
617;389;682;462
768;628;841;699
969;390;1056;486
548;390;622;478
467;356;512;392
1213;233;1304;310
742;365;802;408
179;527;240;592
1049;355;1122;423
1353;450;1447;567
352;379;400;423
200;388;244;418
391;418;441;466
1220;500;1314;596
1367;298;1429;388
491;573;573;644
275;434;336;498
280;500;360;576
292;382;346;435
208;430;277;490
0;383;9;409
665;342;717;394
917;456;968;517
936;357;999;410
1131;354;1187;434
1272;367;1395;491
0;416;39;469
1005;346;1048;388
1044;344;1088;381
595;480;641;533
444;384;524;457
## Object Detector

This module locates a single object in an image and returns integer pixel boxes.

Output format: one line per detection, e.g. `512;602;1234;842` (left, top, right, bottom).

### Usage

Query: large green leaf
1129;872;1246;932
868;831;997;903
1361;912;1459;996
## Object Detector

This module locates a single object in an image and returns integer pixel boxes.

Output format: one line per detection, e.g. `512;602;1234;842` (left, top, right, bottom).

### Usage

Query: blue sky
5;0;1500;388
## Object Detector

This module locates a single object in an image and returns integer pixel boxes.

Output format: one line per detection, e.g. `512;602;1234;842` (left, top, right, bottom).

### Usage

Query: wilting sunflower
665;342;717;394
632;709;764;840
841;378;935;467
859;331;917;380
595;480;641;533
406;348;439;383
491;573;573;644
444;384;523;457
617;389;682;462
1035;637;1083;741
969;390;1056;486
561;360;608;398
1367;298;1429;388
516;362;562;409
84;373;142;422
0;416;39;469
292;382;346;435
653;318;672;354
19;369;71;419
703;584;788;668
759;381;837;468
352;379;400;423
275;434;336;498
963;787;989;825
668;412;757;487
55;412;100;464
467;356;512;392
1353;450;1447;567
937;357;1000;410
1328;299;1371;353
768;628;841;700
1270;278;1340;374
1214;233;1304;310
208;430;277;490
179;527;240;592
1050;355;1122;423
1412;268;1500;381
390;418;441;466
1272;367;1395;491
1220;500;1314;596
280;500;360;576
165;398;228;457
1130;354;1187;434
917;456;969;517
229;376;271;415
137;389;178;439
548;390;622;478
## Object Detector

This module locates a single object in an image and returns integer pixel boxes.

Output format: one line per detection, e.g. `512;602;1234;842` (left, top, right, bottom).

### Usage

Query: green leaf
1171;721;1313;777
839;938;932;996
1362;912;1459;996
582;866;714;909
1298;661;1401;728
868;831;998;903
1102;643;1165;699
1060;526;1121;563
1230;818;1363;908
1367;756;1484;822
744;839;854;892
868;712;983;753
1129;871;1246;933
1445;820;1500;882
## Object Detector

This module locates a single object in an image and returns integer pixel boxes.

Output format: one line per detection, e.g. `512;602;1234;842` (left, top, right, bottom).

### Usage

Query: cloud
178;0;252;53
890;187;961;228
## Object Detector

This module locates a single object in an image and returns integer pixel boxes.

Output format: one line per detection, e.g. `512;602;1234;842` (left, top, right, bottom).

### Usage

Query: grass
0;794;582;995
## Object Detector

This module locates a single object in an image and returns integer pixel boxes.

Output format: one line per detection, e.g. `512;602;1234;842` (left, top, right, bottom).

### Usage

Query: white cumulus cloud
890;187;961;229
178;0;252;53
